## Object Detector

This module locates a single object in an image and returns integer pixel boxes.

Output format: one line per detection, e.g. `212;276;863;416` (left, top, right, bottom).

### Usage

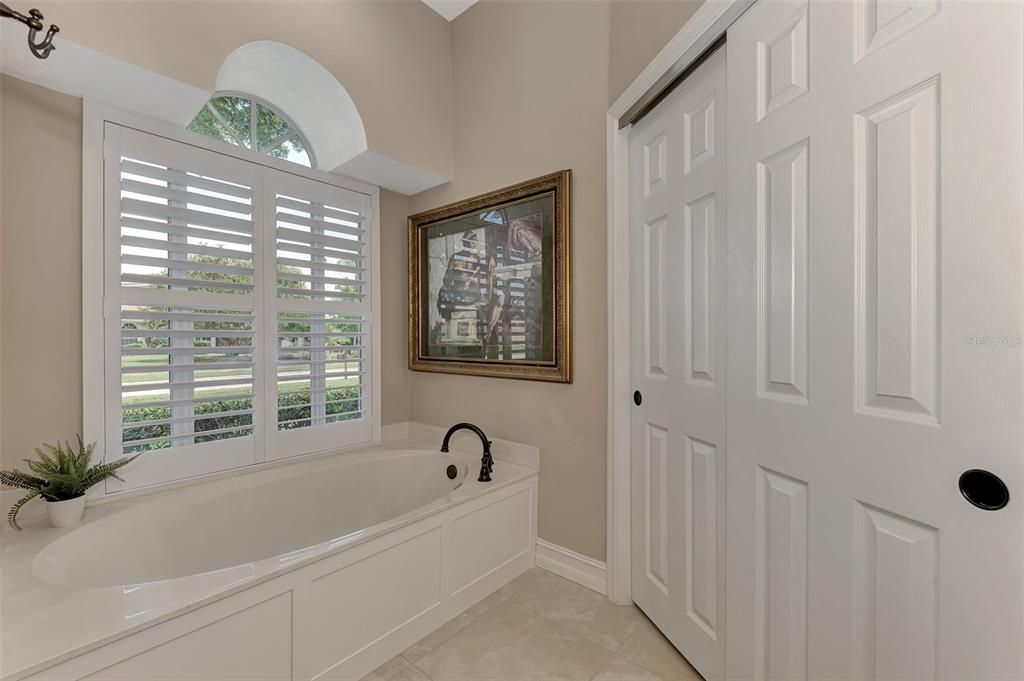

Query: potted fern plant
0;436;139;530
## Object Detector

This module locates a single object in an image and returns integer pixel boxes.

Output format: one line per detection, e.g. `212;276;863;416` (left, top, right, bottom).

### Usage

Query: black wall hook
0;3;59;59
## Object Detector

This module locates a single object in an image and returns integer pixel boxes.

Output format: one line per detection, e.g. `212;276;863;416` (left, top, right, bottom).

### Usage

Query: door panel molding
854;77;940;424
756;138;810;404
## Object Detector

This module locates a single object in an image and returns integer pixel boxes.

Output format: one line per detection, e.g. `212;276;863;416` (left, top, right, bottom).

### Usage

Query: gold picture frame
408;170;572;383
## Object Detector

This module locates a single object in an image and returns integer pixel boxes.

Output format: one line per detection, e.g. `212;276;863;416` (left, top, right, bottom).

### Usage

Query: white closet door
630;46;727;680
726;1;1024;679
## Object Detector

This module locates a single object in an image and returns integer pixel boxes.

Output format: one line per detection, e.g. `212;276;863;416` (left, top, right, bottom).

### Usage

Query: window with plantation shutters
97;123;377;491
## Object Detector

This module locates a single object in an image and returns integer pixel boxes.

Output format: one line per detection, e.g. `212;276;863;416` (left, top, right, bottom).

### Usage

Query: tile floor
362;568;703;681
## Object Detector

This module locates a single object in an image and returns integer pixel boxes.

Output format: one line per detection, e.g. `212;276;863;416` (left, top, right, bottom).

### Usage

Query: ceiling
421;0;478;21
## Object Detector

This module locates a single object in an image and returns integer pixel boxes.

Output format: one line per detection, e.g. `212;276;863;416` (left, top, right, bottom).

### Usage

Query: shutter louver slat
121;376;254;393
120;254;254;277
121;198;254;234
122;310;254;323
121;180;253;214
275;226;363;251
127;408;255;429
123;392;256;411
276;196;364;221
275;211;363;237
121;218;254;246
122;345;255;356
277;272;366;287
121;361;255;374
275;255;363;274
121;234;253;260
275;239;364;259
121;274;255;292
124;424;254;449
275;286;364;301
120;160;254;199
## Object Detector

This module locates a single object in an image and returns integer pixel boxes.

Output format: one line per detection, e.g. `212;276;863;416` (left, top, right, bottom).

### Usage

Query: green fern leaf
7;489;40;530
0;470;48;490
31;446;58;472
78;454;140;489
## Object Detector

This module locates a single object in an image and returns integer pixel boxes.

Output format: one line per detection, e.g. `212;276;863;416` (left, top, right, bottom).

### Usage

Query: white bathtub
34;452;471;588
1;437;539;681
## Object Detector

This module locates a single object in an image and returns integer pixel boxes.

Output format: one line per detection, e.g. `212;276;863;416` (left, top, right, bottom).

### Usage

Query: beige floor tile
591;656;664;681
510;571;646;652
467;590;507;618
361;654;431;681
617;619;702;681
415;599;617;680
403;612;476;663
496;566;545;597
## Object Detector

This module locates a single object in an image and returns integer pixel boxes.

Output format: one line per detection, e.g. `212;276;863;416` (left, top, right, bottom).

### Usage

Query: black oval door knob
959;469;1009;510
633;390;642;406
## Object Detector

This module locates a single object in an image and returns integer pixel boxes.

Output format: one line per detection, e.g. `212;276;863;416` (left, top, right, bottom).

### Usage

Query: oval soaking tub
32;451;469;588
2;439;539;681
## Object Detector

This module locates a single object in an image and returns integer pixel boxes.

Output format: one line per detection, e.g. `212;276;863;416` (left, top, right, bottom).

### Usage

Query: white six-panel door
726;1;1024;679
630;46;727;681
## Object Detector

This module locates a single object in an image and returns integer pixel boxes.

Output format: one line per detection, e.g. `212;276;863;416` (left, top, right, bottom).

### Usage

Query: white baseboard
535;538;607;596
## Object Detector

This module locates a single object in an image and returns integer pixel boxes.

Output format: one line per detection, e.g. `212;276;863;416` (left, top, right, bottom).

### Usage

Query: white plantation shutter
106;127;261;489
100;124;377;490
265;171;373;457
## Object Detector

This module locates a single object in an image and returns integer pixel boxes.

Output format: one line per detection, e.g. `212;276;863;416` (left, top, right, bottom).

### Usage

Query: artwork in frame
408;170;572;382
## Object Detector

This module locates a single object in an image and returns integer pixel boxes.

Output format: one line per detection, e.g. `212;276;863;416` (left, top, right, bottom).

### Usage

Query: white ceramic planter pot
45;495;87;528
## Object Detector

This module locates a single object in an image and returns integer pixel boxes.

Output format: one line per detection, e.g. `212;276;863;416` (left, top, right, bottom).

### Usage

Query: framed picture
408;170;572;382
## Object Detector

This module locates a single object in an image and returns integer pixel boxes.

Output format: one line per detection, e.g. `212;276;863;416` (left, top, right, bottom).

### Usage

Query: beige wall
608;0;704;105
0;75;83;466
39;0;454;178
379;190;412;426
408;0;611;561
1;0;706;560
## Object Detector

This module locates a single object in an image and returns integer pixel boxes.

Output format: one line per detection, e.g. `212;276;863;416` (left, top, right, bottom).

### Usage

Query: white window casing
84;102;380;495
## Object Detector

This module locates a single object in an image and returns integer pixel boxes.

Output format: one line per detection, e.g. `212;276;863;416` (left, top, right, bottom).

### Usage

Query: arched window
188;93;314;168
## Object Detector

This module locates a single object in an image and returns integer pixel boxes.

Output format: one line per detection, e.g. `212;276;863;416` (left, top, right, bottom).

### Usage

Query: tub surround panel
80;592;294;681
16;580;299;681
2;440;538;681
308;528;443;677
448;489;534;594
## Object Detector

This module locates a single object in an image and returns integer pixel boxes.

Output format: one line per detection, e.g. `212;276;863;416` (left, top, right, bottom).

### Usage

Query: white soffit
421;0;477;21
0;28;449;196
0;23;209;126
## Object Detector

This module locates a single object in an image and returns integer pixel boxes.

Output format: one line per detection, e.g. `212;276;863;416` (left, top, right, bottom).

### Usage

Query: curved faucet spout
440;422;494;483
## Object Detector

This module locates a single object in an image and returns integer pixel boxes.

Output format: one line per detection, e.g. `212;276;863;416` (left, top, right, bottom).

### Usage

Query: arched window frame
188;91;317;169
